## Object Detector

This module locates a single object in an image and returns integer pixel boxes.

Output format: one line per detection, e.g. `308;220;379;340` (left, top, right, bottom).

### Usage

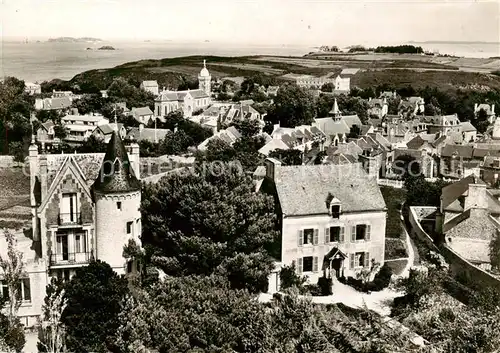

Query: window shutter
313;229;319;245
298;230;303;247
325;227;330;244
364;252;370;267
298;258;303;274
351;226;356;242
313;257;319;272
365;225;371;241
349;254;355;269
340;227;345;243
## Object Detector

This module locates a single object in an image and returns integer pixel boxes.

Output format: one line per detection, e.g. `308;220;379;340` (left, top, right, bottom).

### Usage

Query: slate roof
42;97;72;110
341;115;362;129
156;89;209;101
460;121;477;132
96;123;124;135
273;163;386;216
131;107;153;117
445;209;497;241
46;153;105;188
92;131;141;194
406;135;426;150
41;120;55;131
62;114;104;123
340;68;360;75
441;144;474;158
127;127;171;143
259;139;290;156
314;118;349;136
441;175;481;210
448;238;491;263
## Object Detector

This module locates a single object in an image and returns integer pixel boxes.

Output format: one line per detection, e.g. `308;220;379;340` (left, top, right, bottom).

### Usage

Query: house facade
1;131;142;327
131;107;154;125
25;82;41;95
261;159;387;284
140;80;159;95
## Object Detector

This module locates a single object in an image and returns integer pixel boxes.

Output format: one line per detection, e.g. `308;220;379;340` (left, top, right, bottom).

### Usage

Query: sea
1;40;499;83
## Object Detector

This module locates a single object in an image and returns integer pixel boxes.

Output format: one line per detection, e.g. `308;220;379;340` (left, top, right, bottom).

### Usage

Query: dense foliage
266;84;316;127
141;166;279;293
374;45;424;54
61;261;129;353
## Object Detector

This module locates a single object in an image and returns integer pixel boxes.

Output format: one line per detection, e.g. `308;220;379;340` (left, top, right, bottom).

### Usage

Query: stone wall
409;206;500;293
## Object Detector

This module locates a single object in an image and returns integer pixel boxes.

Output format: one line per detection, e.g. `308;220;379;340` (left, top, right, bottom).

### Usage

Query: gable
39;156;94;214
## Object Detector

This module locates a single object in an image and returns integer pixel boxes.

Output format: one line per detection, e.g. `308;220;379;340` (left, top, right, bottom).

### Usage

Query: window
350;252;370;269
61;193;77;223
298;256;319;273
299;228;318;246
127;261;133;274
331;205;341;218
351;224;371;241
126;221;133;235
75;232;87;253
117;202;122;210
303;229;314;244
326;226;344;243
0;278;31;302
303;256;314;272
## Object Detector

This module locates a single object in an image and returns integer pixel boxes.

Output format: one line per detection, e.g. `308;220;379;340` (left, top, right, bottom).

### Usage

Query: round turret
92;131;141;274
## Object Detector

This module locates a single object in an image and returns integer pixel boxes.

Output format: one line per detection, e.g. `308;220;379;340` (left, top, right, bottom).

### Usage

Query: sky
1;0;499;45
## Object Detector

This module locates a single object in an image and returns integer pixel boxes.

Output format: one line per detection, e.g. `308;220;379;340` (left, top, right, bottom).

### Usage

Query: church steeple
93;130;140;194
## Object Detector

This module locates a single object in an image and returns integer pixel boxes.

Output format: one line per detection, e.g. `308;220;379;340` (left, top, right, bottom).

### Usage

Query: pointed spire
203;59;206;68
92;130;140;194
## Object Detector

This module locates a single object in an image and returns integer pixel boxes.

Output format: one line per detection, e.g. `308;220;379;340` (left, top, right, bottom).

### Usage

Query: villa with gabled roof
259;159;387;285
2;130;143;327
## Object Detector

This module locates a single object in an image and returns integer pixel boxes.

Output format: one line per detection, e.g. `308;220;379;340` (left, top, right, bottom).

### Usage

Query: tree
347;124;361;138
141;166;278;293
76;135;106;153
392;154;421;179
8;142;24;164
61;260;129;353
474;108;490;134
229;117;261;138
0;231;26;353
269;149;302;166
490;230;500;271
53;125;67;140
37;278;67;353
268;84;316;127
404;175;448;207
321;83;334;92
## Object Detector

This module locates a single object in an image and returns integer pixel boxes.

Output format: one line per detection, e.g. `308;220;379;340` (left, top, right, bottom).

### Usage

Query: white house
260;159;387;284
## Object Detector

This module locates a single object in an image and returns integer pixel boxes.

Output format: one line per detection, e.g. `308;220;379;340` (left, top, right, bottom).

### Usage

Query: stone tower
92;130;142;275
198;59;211;96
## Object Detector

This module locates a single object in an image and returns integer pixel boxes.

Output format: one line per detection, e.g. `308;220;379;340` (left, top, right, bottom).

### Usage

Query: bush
342;264;393;293
279;264;307;290
317;276;333;296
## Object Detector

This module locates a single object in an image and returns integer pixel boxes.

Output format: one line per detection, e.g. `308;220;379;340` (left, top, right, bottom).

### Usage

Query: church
154;60;212;118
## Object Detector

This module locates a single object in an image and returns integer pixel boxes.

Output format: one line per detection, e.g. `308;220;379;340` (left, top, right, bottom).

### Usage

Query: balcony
50;252;91;267
58;213;82;227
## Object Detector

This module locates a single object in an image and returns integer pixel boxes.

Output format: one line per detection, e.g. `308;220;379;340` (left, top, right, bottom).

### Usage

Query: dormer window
331;205;341;218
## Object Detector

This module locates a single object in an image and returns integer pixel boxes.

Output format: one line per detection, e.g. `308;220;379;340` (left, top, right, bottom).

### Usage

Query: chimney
464;181;488;211
474;103;478;112
272;123;280;138
265;157;282;181
492;104;496;115
39;155;48;201
139;123;144;132
28;142;39;238
128;143;141;180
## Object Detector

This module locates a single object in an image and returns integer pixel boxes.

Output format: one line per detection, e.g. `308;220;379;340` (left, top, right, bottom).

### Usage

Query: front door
331;258;343;278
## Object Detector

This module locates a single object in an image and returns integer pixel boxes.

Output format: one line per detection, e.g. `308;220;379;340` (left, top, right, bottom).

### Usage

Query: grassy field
380;186;406;239
68;54;500;93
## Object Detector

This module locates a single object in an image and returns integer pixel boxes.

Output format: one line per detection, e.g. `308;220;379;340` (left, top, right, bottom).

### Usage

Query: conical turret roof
93;130;141;194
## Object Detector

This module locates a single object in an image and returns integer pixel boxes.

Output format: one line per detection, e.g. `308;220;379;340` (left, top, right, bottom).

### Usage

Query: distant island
409;40;500;45
48;37;103;43
98;46;116;50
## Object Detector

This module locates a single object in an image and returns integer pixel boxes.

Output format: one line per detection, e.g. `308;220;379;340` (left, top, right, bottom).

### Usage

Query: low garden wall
409;206;500;293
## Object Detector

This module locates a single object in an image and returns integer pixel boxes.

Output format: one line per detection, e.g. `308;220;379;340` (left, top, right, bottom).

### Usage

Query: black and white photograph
0;0;500;351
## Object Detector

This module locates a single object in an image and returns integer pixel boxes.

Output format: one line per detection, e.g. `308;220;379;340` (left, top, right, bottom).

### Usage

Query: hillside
65;54;500;93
